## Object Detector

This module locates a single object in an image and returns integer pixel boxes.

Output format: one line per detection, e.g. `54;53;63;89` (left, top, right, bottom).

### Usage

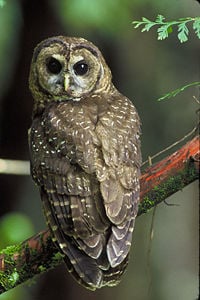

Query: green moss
37;252;63;274
0;269;20;290
7;270;19;288
0;244;21;256
0;237;62;292
38;265;46;273
138;161;198;216
52;251;64;263
0;244;22;291
138;196;154;215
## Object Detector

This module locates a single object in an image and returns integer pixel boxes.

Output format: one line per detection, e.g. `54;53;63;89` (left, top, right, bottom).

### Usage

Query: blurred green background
0;0;199;300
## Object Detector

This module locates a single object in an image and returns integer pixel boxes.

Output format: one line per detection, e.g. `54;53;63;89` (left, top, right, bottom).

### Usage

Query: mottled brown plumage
29;36;141;290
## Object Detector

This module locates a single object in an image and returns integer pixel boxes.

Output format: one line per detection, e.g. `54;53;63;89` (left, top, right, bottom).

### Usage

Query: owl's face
29;36;112;109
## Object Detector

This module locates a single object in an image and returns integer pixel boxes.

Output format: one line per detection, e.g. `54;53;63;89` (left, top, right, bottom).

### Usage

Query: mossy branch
0;135;199;294
139;135;199;214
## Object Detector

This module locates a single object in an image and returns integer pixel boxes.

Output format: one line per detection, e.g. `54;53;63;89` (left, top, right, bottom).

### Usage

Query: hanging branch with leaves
132;15;200;43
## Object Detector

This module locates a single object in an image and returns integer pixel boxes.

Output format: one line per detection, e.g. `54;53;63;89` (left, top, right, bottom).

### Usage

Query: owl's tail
63;235;130;290
62;237;104;290
62;238;129;290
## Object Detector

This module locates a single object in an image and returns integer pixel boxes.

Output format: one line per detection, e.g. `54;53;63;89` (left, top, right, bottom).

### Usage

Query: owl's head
29;36;112;109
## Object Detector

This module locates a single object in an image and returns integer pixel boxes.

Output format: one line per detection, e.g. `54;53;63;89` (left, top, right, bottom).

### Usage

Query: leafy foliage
193;18;200;39
132;15;200;43
157;82;200;101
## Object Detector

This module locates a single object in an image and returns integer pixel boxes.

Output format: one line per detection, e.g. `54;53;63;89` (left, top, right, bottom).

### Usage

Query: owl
28;36;141;290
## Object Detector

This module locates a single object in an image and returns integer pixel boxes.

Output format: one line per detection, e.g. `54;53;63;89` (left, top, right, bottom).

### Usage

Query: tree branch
139;135;199;214
0;135;199;294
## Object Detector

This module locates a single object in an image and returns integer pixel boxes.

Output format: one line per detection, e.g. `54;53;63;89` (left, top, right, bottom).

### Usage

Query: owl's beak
64;74;70;92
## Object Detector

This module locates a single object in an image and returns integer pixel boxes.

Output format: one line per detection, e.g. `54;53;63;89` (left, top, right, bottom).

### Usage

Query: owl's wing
95;95;141;268
29;112;107;290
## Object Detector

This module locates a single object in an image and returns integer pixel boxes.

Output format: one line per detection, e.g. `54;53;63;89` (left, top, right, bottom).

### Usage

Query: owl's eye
46;57;62;74
73;61;89;76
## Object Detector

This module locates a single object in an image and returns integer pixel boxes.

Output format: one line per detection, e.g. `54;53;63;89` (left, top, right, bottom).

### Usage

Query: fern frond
133;15;200;43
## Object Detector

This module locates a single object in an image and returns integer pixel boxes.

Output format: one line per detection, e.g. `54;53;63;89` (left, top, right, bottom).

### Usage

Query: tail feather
63;238;103;290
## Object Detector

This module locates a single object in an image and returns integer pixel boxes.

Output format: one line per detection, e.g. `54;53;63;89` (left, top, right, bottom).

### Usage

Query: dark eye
73;60;89;76
46;57;62;74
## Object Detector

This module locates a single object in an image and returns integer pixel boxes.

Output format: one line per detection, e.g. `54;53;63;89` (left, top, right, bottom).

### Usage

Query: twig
142;125;198;166
0;159;30;175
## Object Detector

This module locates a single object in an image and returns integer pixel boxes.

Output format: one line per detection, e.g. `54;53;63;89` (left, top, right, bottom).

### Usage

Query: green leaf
156;14;165;23
141;23;156;32
157;24;170;40
177;22;189;43
193;18;200;39
167;26;173;34
142;17;151;22
132;22;143;29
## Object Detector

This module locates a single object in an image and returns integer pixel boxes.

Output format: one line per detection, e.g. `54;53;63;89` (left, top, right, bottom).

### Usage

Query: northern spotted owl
28;36;141;290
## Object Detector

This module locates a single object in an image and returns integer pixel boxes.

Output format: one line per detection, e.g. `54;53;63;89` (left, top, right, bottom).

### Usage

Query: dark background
0;1;199;299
